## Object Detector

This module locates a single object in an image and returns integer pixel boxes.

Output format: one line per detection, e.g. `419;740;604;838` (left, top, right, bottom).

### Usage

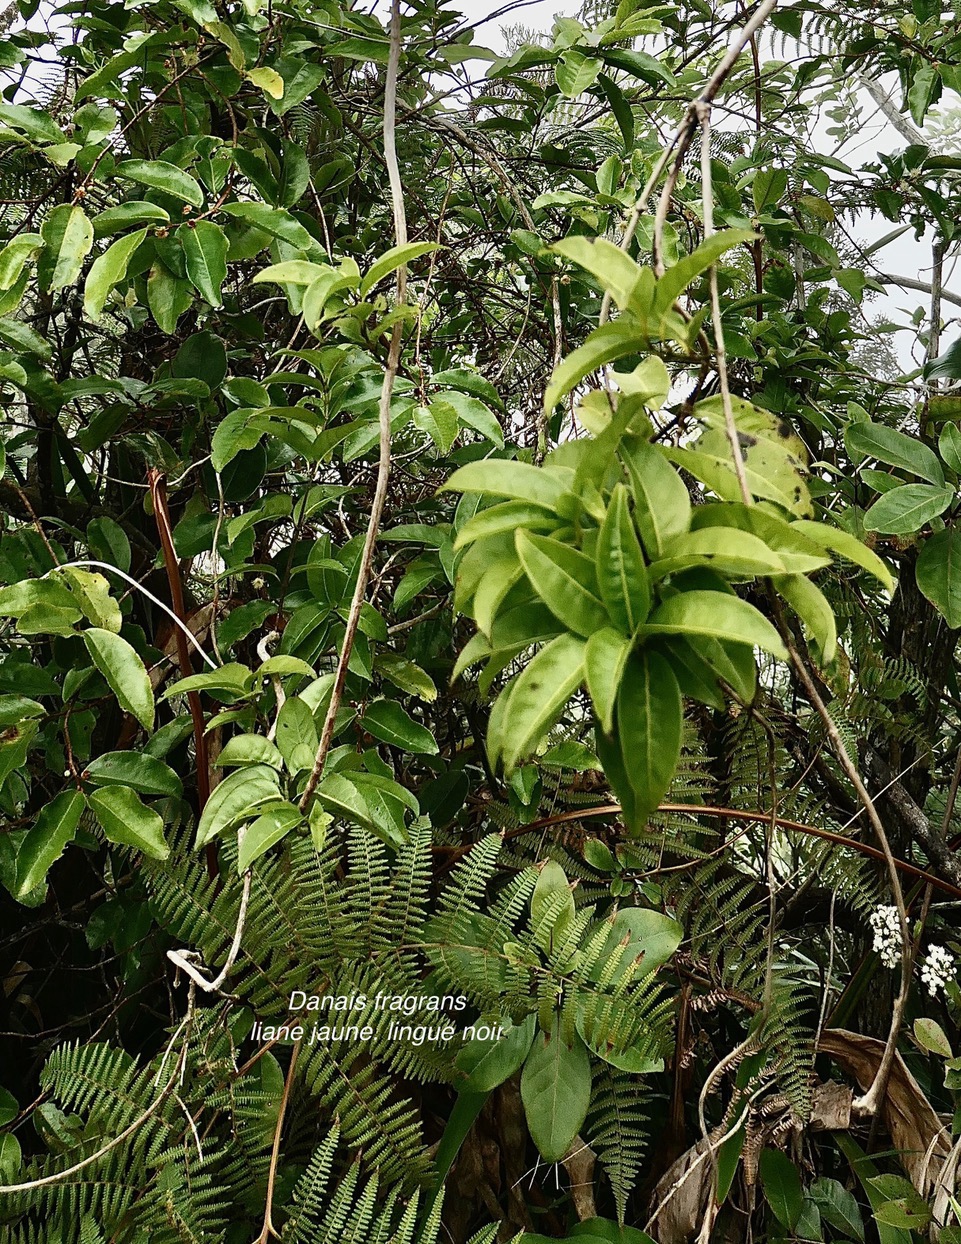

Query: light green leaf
622;439;691;557
516;530;608;636
147;262;193;334
552;236;642;313
614;650;682;827
654;228;756;311
789;520;895;591
161;664;251;702
555;50;602;97
916;529;961;627
649;527;786;581
773;573;836;664
442;459;570;512
597;484;650;631
642;591;786;659
864;484;954;535
0;234;43;289
252;260;326;287
940;422;961;474
359;241;440;298
455;500;558;549
217;734;284;769
83;628;154;732
83;228;147;321
275;696;318;772
88;786;169;860
435;391;505;448
0;103;66;144
499;633;586;773
520;1022;591;1162
181;221;228;306
220;202;316;250
115;160;204;207
237;802;303;871
585;626;631;735
14;790;84;899
0;315;52;360
38;204;94;292
361;699;439;754
247;66;285;99
84;751;183;796
544;321;639;412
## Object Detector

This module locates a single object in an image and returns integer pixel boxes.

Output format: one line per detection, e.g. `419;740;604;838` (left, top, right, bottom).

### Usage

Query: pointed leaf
500;634;586;772
614;650;682;827
520;1023;592;1162
916;529;961;627
642;591;786;659
516;530;608;636
38;204;94;291
83;628;154;731
597;484;650;631
83;228;147;321
585;626;631;735
14;790;84;899
864;484;953;535
115;159;204;207
180;221;228;306
88;786;169;860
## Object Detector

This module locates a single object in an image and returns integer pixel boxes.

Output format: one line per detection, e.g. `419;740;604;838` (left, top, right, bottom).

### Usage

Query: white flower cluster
921;944;955;998
869;904;902;969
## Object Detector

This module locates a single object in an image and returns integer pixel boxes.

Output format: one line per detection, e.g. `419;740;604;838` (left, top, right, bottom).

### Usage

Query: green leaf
498;633;586;773
359;241;440;298
435;391;505;448
83;751;182;797
622;439;691;557
908;64;938;127
0;234;43;289
92;201;170;237
0;103;66;144
275;697;319;773
220;202;316;250
14;790;84;899
585;627;631;735
809;1177;864;1243
531;859;575;952
115;160;204;207
181;221;228;306
864;484;954;535
217;734;284;769
789;520;895;591
516;531;608;636
655;228;756;311
914;1016;953;1057
759;1148;804;1230
0;315;52;360
520;1022;592;1162
442;459;569;512
161;664;251;702
195;763;282;848
597;485;650;631
456;1014;536;1092
917;530;961;628
555;50;602;98
83;628;155;732
38;204;94;292
643;591;786;659
361;699;438;754
88;786;169;860
940;422;961;474
237;802;303;871
586;906;682;983
544;321;639;412
552;238;644;311
649;528;786;581
252;260;326;287
614;650;682;827
147;262;194;334
84;228;148;321
845;421;944;485
773;573;836;664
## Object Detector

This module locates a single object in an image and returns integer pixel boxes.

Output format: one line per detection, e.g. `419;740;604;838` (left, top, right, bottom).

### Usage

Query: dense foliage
3;0;961;1240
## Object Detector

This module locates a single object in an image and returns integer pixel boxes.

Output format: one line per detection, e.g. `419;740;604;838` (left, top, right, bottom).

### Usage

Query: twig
298;0;407;815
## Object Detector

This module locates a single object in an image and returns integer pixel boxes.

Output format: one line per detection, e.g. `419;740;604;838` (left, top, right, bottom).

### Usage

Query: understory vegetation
3;0;961;1240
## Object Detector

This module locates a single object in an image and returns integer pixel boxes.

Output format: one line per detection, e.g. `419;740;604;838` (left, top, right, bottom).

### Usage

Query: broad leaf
516;530;608;636
14;790;84;899
520;1022;591;1162
88;786;169;860
83;628;155;732
596;484;650;631
115;159;205;207
613;650;682;827
916;529;961;627
863;484;953;535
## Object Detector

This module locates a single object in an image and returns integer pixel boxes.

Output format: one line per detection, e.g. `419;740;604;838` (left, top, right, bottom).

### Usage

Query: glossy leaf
83;628;154;732
88;786;169;860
